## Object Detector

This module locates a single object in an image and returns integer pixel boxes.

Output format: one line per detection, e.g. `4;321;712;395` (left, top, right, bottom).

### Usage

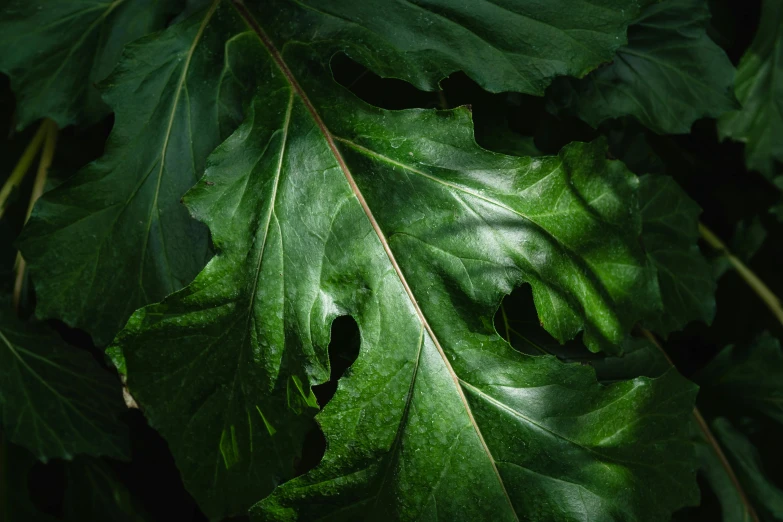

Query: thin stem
12;254;25;312
640;328;760;522
498;303;550;356
437;90;449;110
500;303;512;344
508;326;549;355
25;121;58;221
699;222;783;326
0;121;49;220
13;120;58;311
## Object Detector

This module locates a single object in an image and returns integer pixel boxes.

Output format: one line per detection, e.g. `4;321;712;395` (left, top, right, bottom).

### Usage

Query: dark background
1;0;780;519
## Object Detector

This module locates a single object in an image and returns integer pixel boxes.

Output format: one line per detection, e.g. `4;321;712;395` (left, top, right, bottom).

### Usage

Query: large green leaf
110;4;698;519
719;0;783;178
638;175;715;335
0;310;128;461
266;0;646;95
696;333;783;427
18;0;646;346
549;0;737;134
0;0;180;129
18;1;262;345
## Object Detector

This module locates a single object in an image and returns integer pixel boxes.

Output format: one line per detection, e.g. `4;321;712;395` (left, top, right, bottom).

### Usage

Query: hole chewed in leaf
296;315;361;477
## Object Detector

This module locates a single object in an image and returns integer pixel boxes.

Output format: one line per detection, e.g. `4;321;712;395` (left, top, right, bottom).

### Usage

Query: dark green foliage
0;310;128;461
0;1;781;521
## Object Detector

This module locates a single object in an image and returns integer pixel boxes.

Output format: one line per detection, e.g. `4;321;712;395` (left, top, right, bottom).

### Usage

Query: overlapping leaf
719;0;783;179
17;0;648;346
17;1;262;344
548;0;737;134
596;333;783;521
109;3;700;519
639;175;715;335
0;310;128;461
701;418;783;522
0;0;181;129
264;0;646;95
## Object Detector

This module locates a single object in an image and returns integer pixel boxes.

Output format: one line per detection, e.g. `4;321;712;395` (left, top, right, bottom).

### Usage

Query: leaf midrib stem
699;222;783;326
229;1;518;517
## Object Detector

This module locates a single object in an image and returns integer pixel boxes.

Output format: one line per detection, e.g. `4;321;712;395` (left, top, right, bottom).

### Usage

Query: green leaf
480;127;542;157
265;0;646;95
696;333;783;427
718;0;783;178
639;175;715;335
711;216;767;278
0;310;128;461
18;2;262;345
549;0;737;134
110;5;698;518
590;337;672;381
702;418;783;522
0;0;181;129
16;0;648;346
605;122;666;176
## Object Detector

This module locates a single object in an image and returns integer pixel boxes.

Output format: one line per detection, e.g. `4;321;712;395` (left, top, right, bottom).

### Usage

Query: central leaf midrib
229;1;517;516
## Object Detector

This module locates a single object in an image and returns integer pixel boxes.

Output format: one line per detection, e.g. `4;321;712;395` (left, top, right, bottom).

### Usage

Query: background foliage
1;0;782;521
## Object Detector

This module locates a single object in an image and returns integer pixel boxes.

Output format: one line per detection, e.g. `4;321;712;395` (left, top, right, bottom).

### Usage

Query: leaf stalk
0;121;50;220
13;120;58;311
699;222;783;326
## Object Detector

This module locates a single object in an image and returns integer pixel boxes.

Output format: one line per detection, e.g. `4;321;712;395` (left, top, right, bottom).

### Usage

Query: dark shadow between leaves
493;283;598;361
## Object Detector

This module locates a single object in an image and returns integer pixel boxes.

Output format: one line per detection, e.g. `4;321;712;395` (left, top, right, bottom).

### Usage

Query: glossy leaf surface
0;310;128;461
18;0;646;346
549;0;737;134
111;3;698;519
0;0;179;129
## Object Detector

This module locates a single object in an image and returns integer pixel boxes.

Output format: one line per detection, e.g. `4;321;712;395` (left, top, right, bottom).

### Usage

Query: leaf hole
313;315;361;408
493;284;594;361
295;315;361;477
